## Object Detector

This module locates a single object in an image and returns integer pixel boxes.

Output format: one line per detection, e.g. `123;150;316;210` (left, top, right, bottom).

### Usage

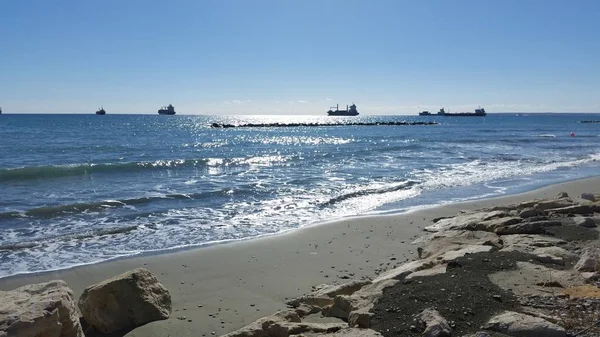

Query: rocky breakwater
223;191;600;337
0;268;171;337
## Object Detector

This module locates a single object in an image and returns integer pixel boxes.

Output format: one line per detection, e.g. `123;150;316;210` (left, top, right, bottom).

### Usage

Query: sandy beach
2;176;600;337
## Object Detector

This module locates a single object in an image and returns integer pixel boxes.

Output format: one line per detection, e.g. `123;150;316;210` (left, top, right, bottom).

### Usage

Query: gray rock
555;192;569;199
424;211;511;232
373;260;436;283
535;199;574;211
581;193;597;202
415;308;451;337
574;217;597;228
287;280;370;309
222;310;345;337
484;311;566;337
78;268;171;333
533;246;578;260
494;220;562;235
575;248;600;272
518;208;539;218
462;333;490;337
328;328;383;336
405;264;448;280
545;204;596;215
0;280;83;337
535;253;564;266
413;230;502;259
441;245;493;262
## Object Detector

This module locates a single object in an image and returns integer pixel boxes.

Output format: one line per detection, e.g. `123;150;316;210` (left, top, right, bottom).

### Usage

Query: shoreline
1;175;595;281
2;176;600;336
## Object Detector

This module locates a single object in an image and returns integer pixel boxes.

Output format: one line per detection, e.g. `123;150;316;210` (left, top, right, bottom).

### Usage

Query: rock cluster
224;192;600;337
0;268;171;337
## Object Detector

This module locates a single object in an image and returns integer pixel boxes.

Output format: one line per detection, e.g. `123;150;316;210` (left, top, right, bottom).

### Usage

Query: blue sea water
1;113;599;277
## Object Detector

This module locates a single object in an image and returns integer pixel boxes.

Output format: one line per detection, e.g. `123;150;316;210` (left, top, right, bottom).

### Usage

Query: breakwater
210;121;438;128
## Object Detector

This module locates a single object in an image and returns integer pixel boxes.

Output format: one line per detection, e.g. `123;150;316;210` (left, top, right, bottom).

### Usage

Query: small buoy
571;132;575;137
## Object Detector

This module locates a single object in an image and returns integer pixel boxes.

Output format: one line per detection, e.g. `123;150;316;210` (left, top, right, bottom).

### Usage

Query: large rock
324;279;398;327
78;268;171;333
221;310;346;337
545;204;596;215
574;217;597;228
413;230;502;259
415;308;451;337
581;193;597;202
287;281;370;309
494;220;562;235
501;234;566;251
574;247;600;272
484;311;566;337
534;199;573;211
424;211;511;232
0;280;83;337
373;260;436;283
441;245;493;263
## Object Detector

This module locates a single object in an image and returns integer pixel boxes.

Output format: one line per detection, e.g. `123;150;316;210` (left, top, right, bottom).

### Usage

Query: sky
1;0;599;115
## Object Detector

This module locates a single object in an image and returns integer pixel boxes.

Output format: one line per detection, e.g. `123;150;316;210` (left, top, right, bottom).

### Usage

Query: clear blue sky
1;0;599;114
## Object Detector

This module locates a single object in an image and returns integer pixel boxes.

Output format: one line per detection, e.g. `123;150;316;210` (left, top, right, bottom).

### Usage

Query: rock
328;328;383;336
424;211;511;232
535;199;574;211
574;217;597;228
555;192;569;199
413;230;502;259
293;303;321;317
287;280;371;309
489;262;583;297
348;308;373;328
545;204;595;215
405;264;448;280
373;260;436;283
533;246;578;260
414;308;451;337
462;333;490;337
324;279;398;323
494;220;562;235
0;280;83;337
484;311;566;337
223;314;346;337
78;268;171;333
574;247;600;272
581;193;596;202
501;234;566;251
535;253;564;266
518;208;539;218
441;245;493;262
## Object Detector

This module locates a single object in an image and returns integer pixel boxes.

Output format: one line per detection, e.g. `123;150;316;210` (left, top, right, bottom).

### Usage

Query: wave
0;225;140;252
321;180;420;207
0;189;242;220
0;156;293;182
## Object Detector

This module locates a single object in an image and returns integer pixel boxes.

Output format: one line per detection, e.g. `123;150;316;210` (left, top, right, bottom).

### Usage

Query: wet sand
2;176;600;337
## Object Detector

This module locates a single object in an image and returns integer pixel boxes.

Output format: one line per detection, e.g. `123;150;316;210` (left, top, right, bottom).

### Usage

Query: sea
1;113;599;278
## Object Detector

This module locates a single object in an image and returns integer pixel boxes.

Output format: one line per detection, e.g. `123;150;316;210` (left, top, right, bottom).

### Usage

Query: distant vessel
95;107;106;115
327;104;359;116
0;107;2;114
158;104;176;115
442;107;486;117
419;107;486;117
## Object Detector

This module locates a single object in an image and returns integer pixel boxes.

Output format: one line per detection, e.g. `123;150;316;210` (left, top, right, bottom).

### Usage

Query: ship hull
327;112;359;116
158;111;175;115
442;113;486;117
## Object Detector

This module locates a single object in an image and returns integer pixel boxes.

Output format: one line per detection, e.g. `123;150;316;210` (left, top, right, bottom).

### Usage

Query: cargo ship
327;104;359;116
419;107;486;117
95;107;106;115
158;104;176;115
